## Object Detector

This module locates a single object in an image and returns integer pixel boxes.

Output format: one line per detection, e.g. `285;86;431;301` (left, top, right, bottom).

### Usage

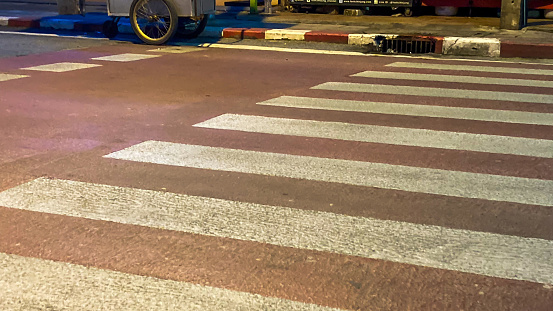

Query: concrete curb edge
1;15;553;59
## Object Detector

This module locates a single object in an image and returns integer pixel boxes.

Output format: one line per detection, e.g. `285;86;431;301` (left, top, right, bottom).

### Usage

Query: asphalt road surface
1;32;552;310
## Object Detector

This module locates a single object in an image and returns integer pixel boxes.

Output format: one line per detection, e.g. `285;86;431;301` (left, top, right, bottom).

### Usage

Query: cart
102;0;215;44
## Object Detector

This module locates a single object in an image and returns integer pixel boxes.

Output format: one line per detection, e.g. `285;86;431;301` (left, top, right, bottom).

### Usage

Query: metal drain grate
374;36;437;54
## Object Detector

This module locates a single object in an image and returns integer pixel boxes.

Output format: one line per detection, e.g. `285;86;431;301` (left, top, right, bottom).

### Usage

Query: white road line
387;61;553;75
104;141;553;206
91;53;160;62
176;43;553;66
0;252;341;311
0;30;108;40
21;62;101;72
0;178;552;285
352;70;553;88
0;73;28;82
258;96;553;126
313;82;553;104
149;46;204;53
191;43;369;56
193;114;553;158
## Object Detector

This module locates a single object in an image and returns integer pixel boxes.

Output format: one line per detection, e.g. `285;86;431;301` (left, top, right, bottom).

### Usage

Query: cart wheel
176;15;208;39
102;20;119;39
404;8;413;17
130;0;178;45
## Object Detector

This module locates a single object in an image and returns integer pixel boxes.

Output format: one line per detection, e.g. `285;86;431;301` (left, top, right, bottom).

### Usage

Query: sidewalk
1;0;553;59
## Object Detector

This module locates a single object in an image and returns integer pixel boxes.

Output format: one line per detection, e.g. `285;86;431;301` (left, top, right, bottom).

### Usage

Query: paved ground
0;38;552;309
1;0;553;58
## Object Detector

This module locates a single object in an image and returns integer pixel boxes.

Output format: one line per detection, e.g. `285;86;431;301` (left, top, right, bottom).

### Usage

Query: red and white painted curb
1;15;553;59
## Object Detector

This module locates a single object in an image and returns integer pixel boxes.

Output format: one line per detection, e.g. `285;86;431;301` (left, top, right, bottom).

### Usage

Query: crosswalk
1;58;553;310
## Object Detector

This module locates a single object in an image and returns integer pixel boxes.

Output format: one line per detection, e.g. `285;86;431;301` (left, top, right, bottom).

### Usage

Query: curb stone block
265;29;310;40
442;37;501;57
8;17;40;28
305;31;349;44
222;28;245;39
500;42;553;59
243;28;267;39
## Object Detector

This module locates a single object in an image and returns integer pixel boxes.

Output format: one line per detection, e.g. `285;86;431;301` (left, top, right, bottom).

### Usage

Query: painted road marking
149;46;204;53
258;96;553;126
387;62;553;76
21;62;101;72
0;252;341;310
352;70;553;88
104;141;553;206
193;114;553;158
91;53;160;62
313;82;553;104
0;73;28;82
0;178;552;285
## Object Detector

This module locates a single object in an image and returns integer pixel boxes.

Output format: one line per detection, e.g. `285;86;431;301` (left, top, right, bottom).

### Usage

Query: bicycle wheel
130;0;178;45
176;15;208;39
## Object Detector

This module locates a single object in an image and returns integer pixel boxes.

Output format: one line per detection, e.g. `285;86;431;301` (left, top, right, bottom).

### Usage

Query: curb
1;15;553;59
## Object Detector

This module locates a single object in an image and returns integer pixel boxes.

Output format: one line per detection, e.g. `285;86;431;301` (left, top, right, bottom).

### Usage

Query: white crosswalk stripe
91;53;161;62
313;82;553;104
387;61;553;75
258;96;553;125
352;70;553;87
0;252;341;311
0;73;28;82
0;178;551;285
3;60;553;309
104;141;553;206
21;62;101;72
193;114;553;158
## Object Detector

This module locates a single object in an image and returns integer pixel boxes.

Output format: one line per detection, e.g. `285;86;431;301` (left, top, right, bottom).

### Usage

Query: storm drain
372;36;436;54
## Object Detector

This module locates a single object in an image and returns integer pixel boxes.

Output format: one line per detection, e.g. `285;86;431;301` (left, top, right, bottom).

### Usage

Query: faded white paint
91;53;160;62
193;114;553;158
387;61;553;75
0;252;342;310
313;82;553;104
22;62;101;72
0;73;28;82
0;178;552;285
257;96;553;126
352;70;553;88
104;141;553;206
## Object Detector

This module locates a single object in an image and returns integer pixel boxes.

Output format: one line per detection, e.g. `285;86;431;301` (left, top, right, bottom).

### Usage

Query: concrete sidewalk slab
1;0;553;59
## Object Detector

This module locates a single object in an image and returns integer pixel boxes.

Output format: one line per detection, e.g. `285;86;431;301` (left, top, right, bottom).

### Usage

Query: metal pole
250;0;258;14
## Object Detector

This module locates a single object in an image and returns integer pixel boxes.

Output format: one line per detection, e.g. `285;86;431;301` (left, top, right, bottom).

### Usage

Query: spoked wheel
176;15;208;39
130;0;178;45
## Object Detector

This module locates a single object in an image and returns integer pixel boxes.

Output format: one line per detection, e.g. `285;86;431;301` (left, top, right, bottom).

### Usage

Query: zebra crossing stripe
193;114;553;158
0;252;341;310
0;73;28;82
352;71;553;88
21;62;101;72
91;53;160;62
258;96;553;126
313;82;553;104
387;62;553;76
0;178;551;285
103;141;553;206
